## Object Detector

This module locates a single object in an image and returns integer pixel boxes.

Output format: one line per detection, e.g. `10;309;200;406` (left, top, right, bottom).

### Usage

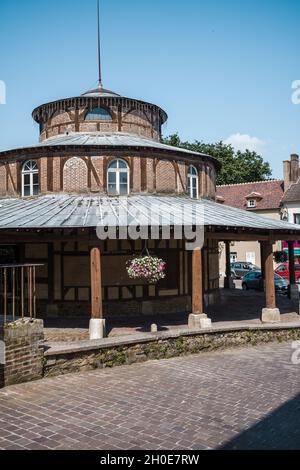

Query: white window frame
21;160;39;197
107;159;130;196
247;199;256;208
187;165;199;199
294;213;300;225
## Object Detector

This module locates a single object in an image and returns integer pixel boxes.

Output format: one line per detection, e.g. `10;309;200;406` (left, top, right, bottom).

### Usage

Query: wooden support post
224;241;232;289
288;241;299;305
89;247;105;339
192;248;203;314
189;247;212;329
265;242;276;309
288;241;296;285
90;247;103;319
261;242;280;323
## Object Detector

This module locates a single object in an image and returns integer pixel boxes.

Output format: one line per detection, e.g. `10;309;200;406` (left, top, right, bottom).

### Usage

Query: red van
275;262;300;282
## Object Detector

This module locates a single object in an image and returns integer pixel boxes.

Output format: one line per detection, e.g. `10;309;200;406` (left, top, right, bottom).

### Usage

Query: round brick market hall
0;78;300;339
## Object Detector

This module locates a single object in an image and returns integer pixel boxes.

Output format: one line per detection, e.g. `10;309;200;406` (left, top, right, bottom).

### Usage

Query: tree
163;133;272;185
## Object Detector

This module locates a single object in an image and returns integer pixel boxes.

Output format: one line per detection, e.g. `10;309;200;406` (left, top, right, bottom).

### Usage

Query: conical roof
81;85;120;98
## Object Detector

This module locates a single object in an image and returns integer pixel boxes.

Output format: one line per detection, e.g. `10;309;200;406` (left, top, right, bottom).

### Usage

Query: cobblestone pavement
0;342;300;450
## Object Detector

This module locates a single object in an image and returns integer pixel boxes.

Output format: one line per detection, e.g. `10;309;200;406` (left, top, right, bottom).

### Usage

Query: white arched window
22;160;39;197
85;107;112;121
107;159;129;196
187;165;198;199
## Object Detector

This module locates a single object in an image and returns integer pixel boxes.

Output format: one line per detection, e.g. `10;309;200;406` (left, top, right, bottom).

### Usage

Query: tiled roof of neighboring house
281;179;300;203
216;180;284;211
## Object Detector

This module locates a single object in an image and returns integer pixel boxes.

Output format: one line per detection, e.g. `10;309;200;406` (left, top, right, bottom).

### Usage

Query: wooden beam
207;232;270;241
90;247;103;319
288;241;296;285
48;243;54;303
192;248;203;314
264;242;276;309
260;241;266;281
206;232;300;242
224;240;231;288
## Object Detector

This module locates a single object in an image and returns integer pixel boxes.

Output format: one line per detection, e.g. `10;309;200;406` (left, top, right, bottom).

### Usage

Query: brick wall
63;157;88;193
0;156;217;199
132;157;141;192
156;160;176;193
7;163;18;196
0;319;44;388
90;156;104;192
40;105;159;142
0;165;6;196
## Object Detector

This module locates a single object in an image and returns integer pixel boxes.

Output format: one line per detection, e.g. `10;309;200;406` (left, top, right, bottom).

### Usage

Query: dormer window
247;199;256;208
85;107;112;121
245;191;262;209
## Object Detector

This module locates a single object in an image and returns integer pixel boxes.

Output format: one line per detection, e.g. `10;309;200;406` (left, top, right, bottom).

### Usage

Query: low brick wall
0;319;44;388
44;325;300;378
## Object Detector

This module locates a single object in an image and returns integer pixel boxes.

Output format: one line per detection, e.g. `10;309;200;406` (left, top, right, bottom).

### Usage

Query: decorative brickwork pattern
63;157;88;193
156;160;176;193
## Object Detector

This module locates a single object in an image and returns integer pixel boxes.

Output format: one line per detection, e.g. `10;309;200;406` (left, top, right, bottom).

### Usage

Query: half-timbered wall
0;157;217;199
39;104;160;143
0;236;219;317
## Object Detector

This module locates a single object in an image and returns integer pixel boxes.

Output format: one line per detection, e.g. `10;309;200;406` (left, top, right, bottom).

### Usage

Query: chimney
283;160;291;191
290;154;299;184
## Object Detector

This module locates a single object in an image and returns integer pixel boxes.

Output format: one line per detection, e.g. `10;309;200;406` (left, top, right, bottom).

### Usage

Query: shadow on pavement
219;393;300;450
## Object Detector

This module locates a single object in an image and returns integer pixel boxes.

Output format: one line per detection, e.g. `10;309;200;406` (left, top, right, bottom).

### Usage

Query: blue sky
0;0;300;178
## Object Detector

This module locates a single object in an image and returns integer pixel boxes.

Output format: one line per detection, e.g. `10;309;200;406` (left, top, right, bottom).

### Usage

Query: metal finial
97;0;103;88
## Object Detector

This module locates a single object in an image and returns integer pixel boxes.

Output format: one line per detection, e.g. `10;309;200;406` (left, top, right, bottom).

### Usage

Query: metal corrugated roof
4;133;211;159
0;195;299;231
0;134;221;170
81;87;121;98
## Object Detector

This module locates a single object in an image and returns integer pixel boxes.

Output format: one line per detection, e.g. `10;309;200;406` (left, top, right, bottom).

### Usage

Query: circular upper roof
32;85;168;124
81;85;121;98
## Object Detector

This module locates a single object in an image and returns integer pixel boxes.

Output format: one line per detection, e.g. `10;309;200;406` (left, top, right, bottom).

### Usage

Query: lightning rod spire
97;0;103;88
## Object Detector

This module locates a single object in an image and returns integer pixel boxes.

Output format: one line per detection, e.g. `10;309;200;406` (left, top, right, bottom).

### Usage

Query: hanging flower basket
126;256;166;284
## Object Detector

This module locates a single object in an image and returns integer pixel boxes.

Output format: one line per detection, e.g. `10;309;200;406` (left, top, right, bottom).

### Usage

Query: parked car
274;262;300;283
242;271;288;294
230;262;259;279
